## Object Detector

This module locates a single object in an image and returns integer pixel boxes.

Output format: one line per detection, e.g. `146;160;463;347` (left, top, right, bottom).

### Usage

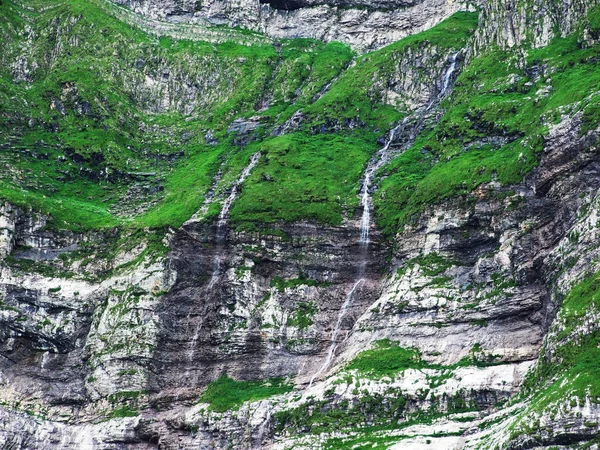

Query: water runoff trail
185;152;261;369
306;125;401;388
308;52;461;387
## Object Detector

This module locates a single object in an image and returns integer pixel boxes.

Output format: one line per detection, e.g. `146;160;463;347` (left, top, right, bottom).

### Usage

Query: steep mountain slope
1;0;600;448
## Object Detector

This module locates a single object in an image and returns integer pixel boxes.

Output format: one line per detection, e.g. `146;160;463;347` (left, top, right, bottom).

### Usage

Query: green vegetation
0;0;355;230
345;339;424;376
375;12;600;235
3;0;599;243
274;388;479;442
274;392;408;434
0;0;477;232
345;339;503;379
108;406;139;418
286;301;317;329
198;375;293;412
270;275;329;292
229;133;377;226
0;0;357;230
104;390;146;418
397;252;458;278
302;11;478;131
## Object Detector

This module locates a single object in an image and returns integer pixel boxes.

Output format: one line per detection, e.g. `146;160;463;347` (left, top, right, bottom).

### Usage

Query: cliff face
473;0;600;50
2;102;599;450
2;0;600;448
109;0;463;51
108;0;600;52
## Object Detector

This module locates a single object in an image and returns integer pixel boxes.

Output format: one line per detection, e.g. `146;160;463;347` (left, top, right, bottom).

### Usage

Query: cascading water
308;278;364;387
359;120;406;244
312;59;356;102
308;125;404;387
187;168;223;223
426;51;461;111
185;152;261;369
217;152;262;232
440;52;459;98
307;53;462;387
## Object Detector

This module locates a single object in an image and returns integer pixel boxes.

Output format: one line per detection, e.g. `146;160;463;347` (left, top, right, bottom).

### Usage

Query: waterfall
439;52;460;99
312;59;356;102
307;120;407;388
359;119;407;244
308;52;463;388
218;152;261;230
187;168;223;223
308;278;364;388
40;351;50;370
186;152;261;371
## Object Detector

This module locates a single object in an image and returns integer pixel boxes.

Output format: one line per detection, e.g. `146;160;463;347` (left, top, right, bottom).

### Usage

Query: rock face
1;113;599;449
473;0;600;50
110;0;463;50
151;219;387;390
106;0;600;52
0;110;595;449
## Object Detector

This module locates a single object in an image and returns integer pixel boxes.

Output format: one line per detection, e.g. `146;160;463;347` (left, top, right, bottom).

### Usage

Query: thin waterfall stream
359;119;407;244
308;123;402;387
308;277;364;387
308;52;461;387
185;152;261;368
440;52;459;97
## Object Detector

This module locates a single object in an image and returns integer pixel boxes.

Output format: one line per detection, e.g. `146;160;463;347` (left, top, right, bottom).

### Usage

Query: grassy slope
375;7;600;235
231;11;479;228
0;1;477;231
198;375;293;412
3;0;598;239
0;0;353;230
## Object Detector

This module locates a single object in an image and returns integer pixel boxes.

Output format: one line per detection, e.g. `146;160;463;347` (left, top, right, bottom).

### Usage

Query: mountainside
2;0;600;448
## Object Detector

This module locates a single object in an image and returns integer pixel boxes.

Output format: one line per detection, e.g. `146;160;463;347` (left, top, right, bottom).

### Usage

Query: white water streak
440;52;459;98
359;51;460;245
309;278;364;387
186;152;261;369
307;52;461;387
359;119;407;244
218;152;261;228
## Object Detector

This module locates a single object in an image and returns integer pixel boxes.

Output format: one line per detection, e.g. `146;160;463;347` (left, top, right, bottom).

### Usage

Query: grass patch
198;375;293;412
345;339;504;378
287;301;317;329
230;132;377;226
270;275;329;292
345;339;424;376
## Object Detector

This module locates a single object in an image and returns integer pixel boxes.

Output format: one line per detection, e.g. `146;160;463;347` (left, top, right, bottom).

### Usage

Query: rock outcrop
109;0;464;51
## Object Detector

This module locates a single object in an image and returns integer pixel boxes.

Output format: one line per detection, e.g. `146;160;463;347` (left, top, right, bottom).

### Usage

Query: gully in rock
187;168;224;223
427;51;461;110
359;120;407;244
185;153;262;375
308;278;364;387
